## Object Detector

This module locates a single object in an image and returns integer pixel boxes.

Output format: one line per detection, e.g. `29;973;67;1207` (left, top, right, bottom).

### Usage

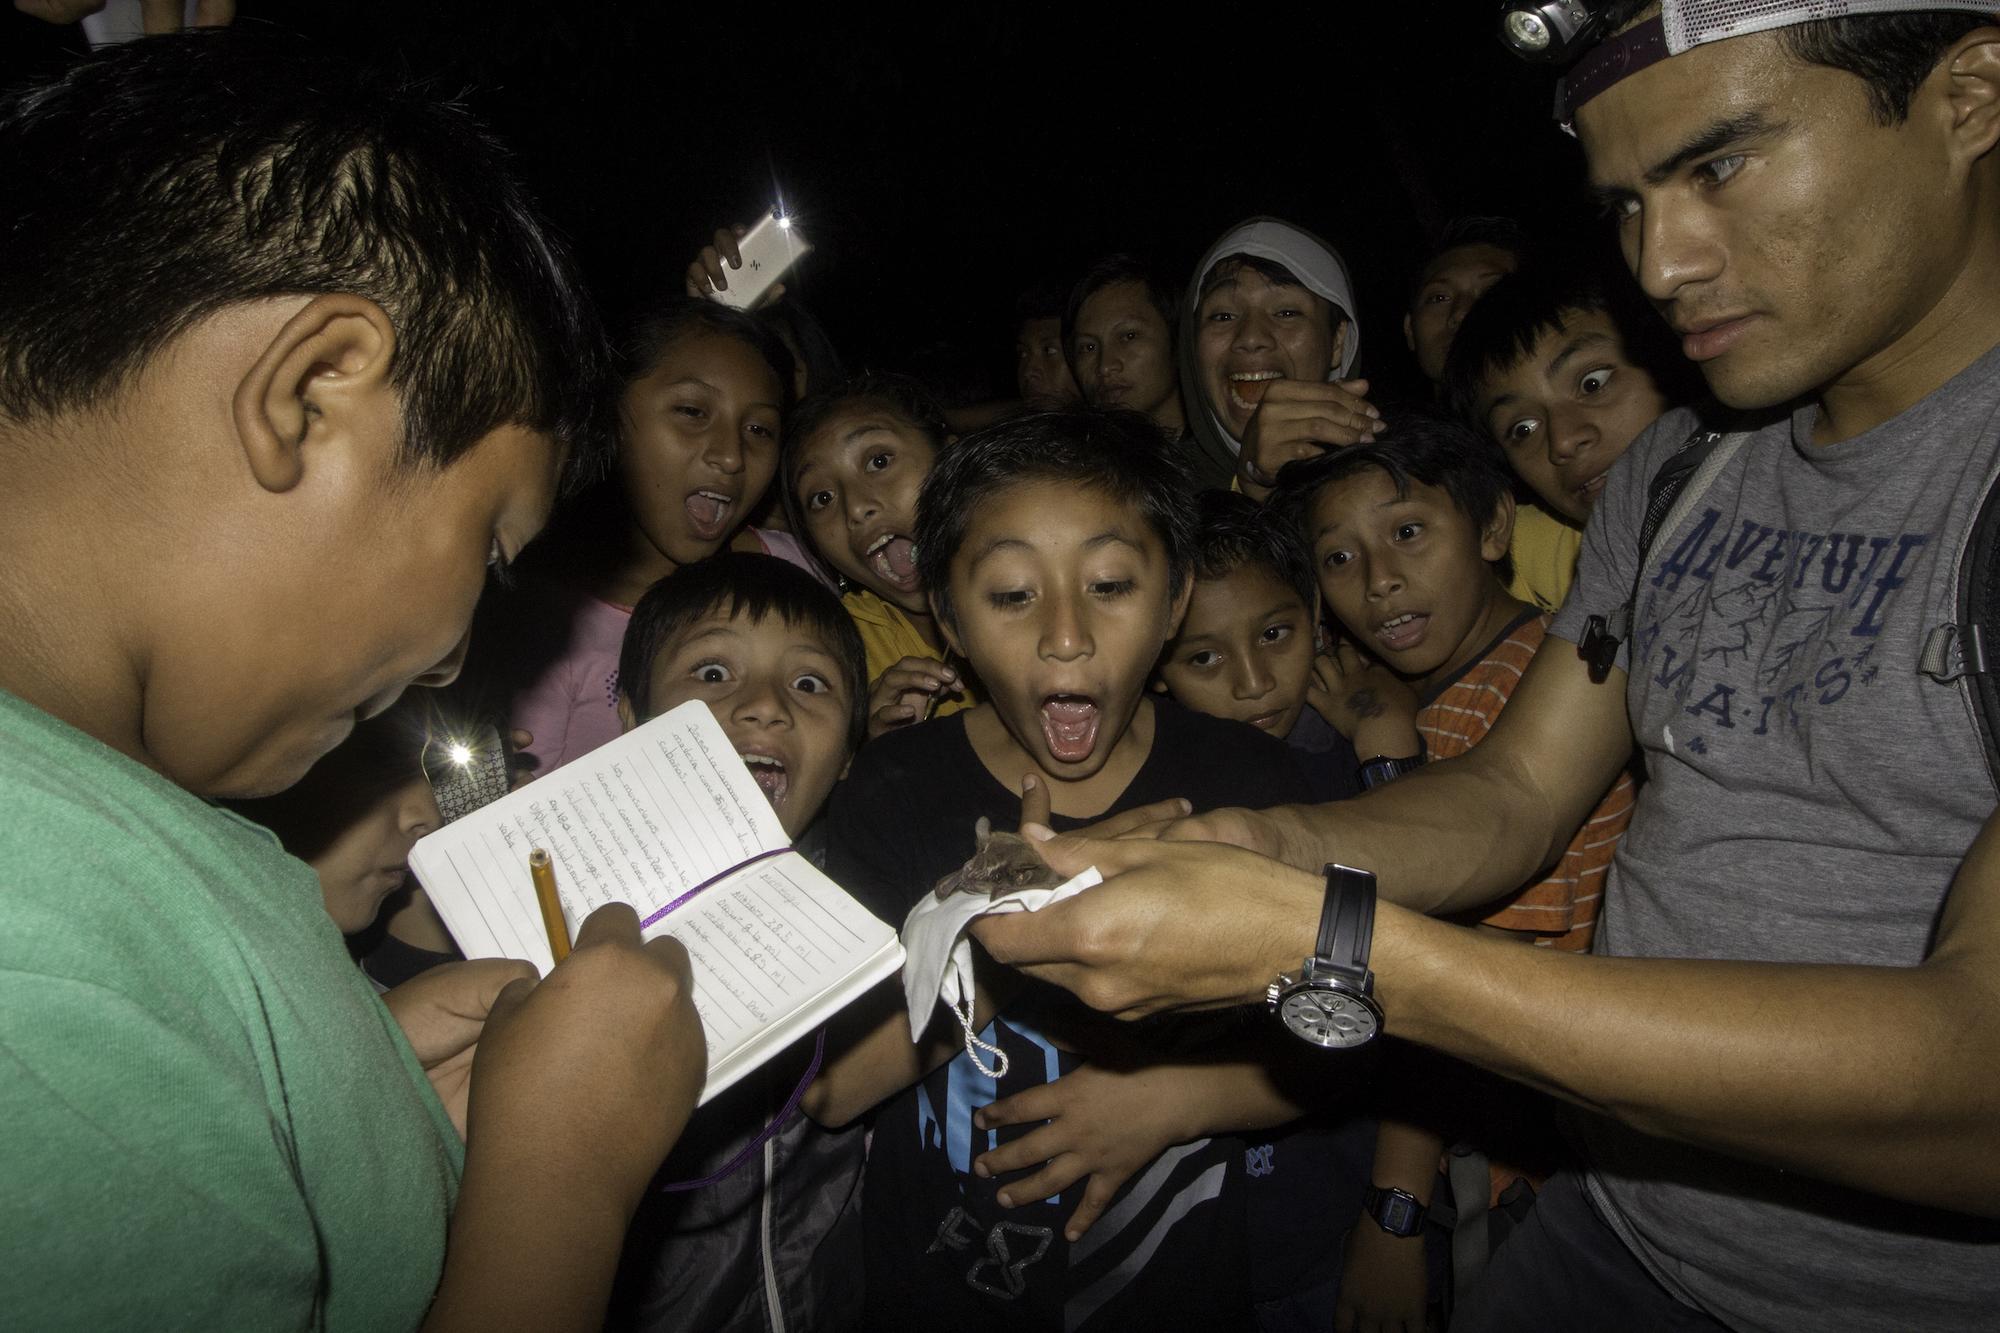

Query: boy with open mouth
807;408;1355;1331
608;552;874;1332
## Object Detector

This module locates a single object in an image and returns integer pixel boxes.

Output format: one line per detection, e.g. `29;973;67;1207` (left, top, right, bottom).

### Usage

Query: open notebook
409;701;904;1106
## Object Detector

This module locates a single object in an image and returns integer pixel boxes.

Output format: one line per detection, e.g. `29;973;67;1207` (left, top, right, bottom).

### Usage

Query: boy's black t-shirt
824;698;1317;1333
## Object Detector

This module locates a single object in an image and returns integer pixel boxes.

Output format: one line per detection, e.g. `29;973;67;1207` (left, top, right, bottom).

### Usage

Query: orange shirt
1418;611;1634;952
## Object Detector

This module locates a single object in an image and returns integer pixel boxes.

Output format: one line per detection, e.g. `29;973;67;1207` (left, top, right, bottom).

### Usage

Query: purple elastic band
656;1029;826;1192
640;845;793;929
1556;15;1670;128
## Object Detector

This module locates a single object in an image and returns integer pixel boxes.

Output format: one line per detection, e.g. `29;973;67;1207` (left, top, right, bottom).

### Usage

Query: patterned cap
1558;1;1999;127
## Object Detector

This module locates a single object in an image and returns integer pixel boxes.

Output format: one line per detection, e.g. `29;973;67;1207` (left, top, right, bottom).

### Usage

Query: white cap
1665;0;1999;55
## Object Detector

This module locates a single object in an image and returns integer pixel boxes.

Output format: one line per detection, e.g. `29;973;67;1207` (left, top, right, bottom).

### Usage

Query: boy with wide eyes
808;409;1335;1331
1445;268;1692;524
607;553;874;1333
1155;489;1366;802
1268;415;1635;1332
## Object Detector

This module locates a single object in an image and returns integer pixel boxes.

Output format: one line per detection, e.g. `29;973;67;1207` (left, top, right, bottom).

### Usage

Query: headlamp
1497;0;1605;64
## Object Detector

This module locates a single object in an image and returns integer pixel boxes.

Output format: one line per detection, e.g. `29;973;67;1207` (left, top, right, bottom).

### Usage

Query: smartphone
708;211;812;309
421;722;513;825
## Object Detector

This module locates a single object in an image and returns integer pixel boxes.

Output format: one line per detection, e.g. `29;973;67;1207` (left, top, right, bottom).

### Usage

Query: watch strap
1314;863;1376;973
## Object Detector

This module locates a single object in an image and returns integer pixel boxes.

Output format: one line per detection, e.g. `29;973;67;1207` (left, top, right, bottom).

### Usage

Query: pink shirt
505;530;828;776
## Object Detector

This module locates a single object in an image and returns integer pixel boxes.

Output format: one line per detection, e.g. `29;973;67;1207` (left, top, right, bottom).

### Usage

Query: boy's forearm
1373;906;2000;1215
425;1153;633;1332
1368;1117;1445;1207
805;982;999;1128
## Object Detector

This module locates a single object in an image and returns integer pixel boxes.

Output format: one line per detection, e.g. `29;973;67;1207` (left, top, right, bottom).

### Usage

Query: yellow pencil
529;848;570;964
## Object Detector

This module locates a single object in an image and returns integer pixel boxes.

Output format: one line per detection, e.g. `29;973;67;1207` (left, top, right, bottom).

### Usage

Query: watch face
1278;986;1380;1048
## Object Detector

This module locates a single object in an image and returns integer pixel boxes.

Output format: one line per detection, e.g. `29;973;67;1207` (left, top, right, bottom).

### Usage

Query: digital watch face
421;723;511;824
1279;986;1381;1049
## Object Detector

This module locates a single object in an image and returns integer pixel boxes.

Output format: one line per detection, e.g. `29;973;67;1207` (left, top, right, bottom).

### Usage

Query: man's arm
1180;640;1634;917
970;822;2000;1217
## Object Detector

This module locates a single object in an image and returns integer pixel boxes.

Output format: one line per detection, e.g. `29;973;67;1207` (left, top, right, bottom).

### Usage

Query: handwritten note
410;700;904;1104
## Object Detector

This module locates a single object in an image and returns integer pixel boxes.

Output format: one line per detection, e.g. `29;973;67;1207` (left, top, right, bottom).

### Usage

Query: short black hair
1269;408;1515;543
0;29;611;489
617;553;869;749
779;371;952;580
1407;217;1530;309
1062;254;1179;360
1188;489;1318;615
1439;265;1700;426
915;406;1196;629
1599;2;1990;123
1015;282;1069;329
622;297;797;412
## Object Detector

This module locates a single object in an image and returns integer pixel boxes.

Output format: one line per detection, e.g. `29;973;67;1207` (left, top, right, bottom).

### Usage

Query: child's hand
382;957;536;1138
683;224;787;308
1310;644;1421;756
867;657;962;737
506;728;539;789
464;905;707;1210
1335;1219;1428;1333
970;1062;1202;1241
1239;378;1381;496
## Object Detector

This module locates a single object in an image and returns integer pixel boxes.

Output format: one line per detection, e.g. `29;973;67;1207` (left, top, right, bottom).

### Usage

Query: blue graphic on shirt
1631;508;1929;741
916;1013;1066;1204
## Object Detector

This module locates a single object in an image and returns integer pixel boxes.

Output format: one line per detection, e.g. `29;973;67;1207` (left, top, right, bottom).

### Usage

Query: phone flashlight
422;722;512;824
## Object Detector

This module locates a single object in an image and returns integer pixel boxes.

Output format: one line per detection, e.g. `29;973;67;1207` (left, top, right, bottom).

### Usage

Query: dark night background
2;2;1613;401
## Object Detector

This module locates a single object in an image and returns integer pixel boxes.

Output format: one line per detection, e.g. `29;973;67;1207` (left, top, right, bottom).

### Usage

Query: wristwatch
1362;1184;1427;1237
1357;736;1425;791
1266;863;1383;1048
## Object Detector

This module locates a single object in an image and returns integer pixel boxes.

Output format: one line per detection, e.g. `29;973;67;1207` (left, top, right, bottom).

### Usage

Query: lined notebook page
410;701;903;1103
412;701;789;975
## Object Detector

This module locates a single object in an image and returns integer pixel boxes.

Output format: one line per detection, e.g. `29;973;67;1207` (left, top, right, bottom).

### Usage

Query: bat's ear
974;815;992;847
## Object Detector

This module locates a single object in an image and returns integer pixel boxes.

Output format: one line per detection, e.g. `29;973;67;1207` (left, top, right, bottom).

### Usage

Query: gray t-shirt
1547;344;2000;1332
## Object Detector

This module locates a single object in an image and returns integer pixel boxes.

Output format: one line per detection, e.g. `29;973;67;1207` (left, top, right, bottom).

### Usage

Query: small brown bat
932;817;1065;900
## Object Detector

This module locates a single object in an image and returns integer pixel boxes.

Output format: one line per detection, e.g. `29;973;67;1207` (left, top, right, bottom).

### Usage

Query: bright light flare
447;742;474;766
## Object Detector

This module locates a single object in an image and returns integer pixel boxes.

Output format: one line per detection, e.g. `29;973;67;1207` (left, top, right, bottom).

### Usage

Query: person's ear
1941;26;2000;174
1328;320;1350;379
231;293;397;494
1481;491;1518;563
615;693;638;733
1402;311;1416;353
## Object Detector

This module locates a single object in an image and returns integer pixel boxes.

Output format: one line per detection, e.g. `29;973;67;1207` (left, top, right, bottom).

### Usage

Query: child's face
1157;565;1316;739
618;330;784;569
1071;282;1177;421
792;406;938;615
1016;316;1080;405
1195;267;1342;439
310;774;442;934
1308;468;1512;685
940;480;1188;781
630;610;853;837
1472;308;1670;524
1404;242;1518;384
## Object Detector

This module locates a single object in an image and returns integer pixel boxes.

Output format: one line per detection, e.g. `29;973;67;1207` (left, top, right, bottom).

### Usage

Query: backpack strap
1579;428;1749;681
1920;463;2000;795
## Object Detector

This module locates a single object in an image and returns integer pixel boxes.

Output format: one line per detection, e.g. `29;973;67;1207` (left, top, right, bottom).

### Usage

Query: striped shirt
1419;611;1634;951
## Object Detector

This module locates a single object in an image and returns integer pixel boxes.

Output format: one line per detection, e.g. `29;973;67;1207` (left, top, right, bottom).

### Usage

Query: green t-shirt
0;690;462;1329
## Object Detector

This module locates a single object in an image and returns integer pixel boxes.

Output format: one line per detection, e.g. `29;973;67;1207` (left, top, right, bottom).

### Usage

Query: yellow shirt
842;588;979;719
1507;502;1584;614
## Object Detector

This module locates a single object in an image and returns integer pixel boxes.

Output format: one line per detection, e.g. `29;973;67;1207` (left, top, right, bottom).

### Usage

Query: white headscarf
1179;216;1361;461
